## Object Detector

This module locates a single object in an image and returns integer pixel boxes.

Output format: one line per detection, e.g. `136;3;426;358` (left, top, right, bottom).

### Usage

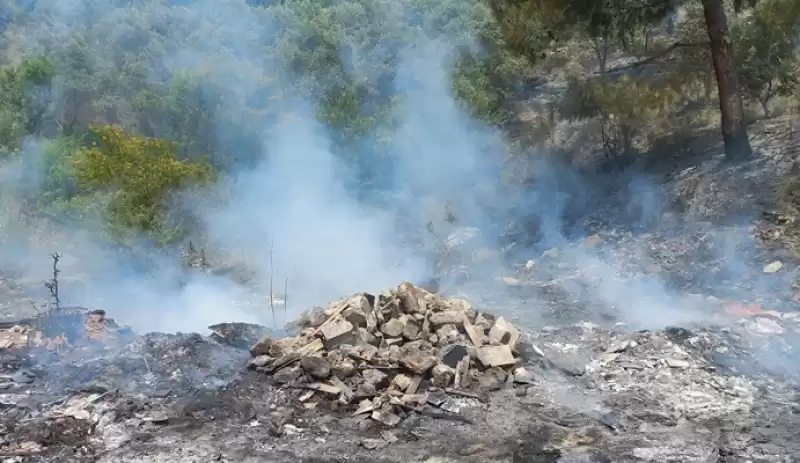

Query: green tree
0;58;54;152
491;0;758;161
734;0;800;117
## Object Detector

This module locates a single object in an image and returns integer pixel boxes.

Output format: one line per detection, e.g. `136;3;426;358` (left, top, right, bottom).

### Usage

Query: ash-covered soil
2;289;800;463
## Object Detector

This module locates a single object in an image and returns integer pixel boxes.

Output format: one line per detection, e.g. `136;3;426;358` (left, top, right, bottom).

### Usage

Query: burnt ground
4;316;800;463
2;121;800;462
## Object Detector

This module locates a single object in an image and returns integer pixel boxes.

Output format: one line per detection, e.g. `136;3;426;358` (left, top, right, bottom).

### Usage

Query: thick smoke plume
0;0;783;337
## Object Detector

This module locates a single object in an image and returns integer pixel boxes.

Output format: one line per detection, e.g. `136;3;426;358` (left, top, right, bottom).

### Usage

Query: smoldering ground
0;0;793;346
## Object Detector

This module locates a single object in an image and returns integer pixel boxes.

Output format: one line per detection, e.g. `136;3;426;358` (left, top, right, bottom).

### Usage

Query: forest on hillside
0;0;797;251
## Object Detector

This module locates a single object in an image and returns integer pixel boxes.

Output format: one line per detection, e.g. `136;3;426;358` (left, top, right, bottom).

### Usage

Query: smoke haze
0;0;784;337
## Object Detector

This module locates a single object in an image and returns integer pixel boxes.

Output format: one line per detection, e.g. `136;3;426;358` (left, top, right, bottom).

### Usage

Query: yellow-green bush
71;125;215;244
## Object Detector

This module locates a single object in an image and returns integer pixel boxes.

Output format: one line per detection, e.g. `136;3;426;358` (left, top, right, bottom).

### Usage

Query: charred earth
2;282;800;463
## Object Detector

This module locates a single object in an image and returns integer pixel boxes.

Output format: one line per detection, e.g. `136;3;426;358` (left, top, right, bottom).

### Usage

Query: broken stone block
454;354;471;389
356;382;377;398
476;345;516;368
403;339;432;352
328;293;374;317
273;365;302;384
547;355;586;376
462;314;484;346
343;306;368;328
248;355;272;369
396;282;429;314
307;382;341;395
402;319;421;340
665;358;691;369
381;318;405;338
296;339;324;356
250;336;273;357
332;358;357;378
474;313;495;332
431;363;455;388
400;354;437;375
435;324;461;345
353;344;379;362
300;356;332;380
357;327;380;346
429;310;464;328
362;369;389;388
361;438;387;450
295;307;328;329
406;375;422;394
488;317;521;348
386;345;402;364
371;409;401;427
319;317;357;348
391;374;413;391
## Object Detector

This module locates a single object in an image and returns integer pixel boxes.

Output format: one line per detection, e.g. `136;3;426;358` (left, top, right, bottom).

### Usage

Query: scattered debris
763;261;784;273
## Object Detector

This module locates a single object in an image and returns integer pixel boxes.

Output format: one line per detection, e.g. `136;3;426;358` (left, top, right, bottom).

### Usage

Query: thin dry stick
269;239;275;326
28;300;42;315
284;277;288;316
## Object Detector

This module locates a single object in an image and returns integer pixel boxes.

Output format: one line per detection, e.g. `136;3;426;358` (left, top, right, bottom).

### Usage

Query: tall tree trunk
701;0;752;161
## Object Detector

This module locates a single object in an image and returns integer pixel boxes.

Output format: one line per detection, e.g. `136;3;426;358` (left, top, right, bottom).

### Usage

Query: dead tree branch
42;252;61;312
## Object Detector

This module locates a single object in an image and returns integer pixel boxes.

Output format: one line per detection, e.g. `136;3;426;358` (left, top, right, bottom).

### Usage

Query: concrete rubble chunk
362;368;389;387
476;345;517;368
300;356;332;380
488;317;521;348
250;336;273;357
381;318;405;338
402;318;421;340
462;314;484;346
319;317;357;348
357;327;380;346
396;282;430;314
248;355;272;369
294;307;328;329
273;365;302;384
431;363;455;388
474;313;495;332
391;374;413;391
665;358;691;369
429;310;465;329
343;306;367;328
401;354;438;375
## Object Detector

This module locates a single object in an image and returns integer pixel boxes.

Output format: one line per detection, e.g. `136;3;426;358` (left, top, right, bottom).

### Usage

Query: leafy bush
71;125;216;244
558;74;678;157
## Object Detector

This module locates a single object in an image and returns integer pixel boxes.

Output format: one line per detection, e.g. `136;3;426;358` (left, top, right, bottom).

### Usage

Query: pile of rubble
247;282;532;429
